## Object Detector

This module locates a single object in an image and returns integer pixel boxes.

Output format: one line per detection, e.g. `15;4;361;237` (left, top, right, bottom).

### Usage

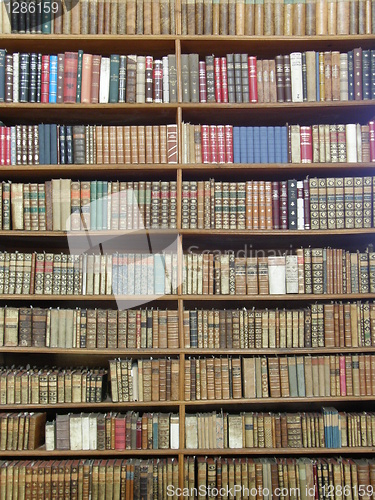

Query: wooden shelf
0;401;181;410
0;446;373;457
0;347;373;355
184;396;375;408
0;228;374;238
0;294;179;301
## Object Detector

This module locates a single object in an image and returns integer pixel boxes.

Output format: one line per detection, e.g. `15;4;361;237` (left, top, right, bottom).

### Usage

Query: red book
279;180;288;229
63;52;78;103
209;125;218;164
220;57;228;103
369;121;375;161
214;57;222;103
199;61;207;103
300;126;313;163
41;55;50;103
303;178;311;229
201;125;211;163
153;59;163;103
217;125;226;164
0;126;4;166
115;416;126;450
248;56;258;102
225;125;233;163
136;418;142;449
272;181;280;229
339;355;346;396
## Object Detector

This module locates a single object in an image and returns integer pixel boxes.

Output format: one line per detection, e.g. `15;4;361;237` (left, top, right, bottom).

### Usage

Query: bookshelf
1;7;375;497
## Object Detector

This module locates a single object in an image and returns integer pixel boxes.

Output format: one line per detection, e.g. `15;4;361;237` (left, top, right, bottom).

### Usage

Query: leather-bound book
305;0;316;34
152;0;161;34
263;0;274;34
80;0;89;34
284;0;293;34
90;55;101;103
63;52;78;103
187;0;196;33
331;51;340;100
204;0;213;33
219;0;228;34
349;0;359;33
236;0;245;34
358;0;366;32
354;47;363;100
327;0;337;33
126;0;136;33
228;0;236;34
316;0;328;33
294;0;306;35
283;55;292;102
337;0;350;32
63;0;72;33
254;0;264;34
81;53;92;104
324;51;332;101
160;0;170;33
244;0;255;34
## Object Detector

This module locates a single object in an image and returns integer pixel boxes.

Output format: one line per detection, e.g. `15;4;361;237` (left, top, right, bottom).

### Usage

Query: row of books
0;412;46;451
0;458;178;500
0;123;179;166
109;358;180;403
184;354;375;401
181;122;375;165
180;0;375;36
186;456;375;500
0;251;179;296
2;301;374;351
0;366;108;405
2;121;374;167
0;306;179;349
185;302;375;349
182;247;375;296
3;0;177;35
185;408;372;449
181;176;374;231
9;180;178;231
46;412;179;451
181;50;373;104
0;50;178;104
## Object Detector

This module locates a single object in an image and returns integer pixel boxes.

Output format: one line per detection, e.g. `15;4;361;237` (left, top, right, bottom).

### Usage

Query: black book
362;49;371;100
241;53;249;103
234;53;242;103
287;179;298;230
226;53;235;103
72;125;85;164
348;50;354;101
205;55;215;102
25;7;31;33
66;125;73;164
302;52;308;101
38;124;45;164
18;0;26;33
36;53;42;102
371;50;375;99
11;0;19;33
118;55;127;103
28;53;38;102
19;53;30;102
59;125;66;164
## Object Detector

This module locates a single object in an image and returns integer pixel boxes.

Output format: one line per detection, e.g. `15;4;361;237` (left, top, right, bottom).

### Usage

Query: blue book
153;418;158;448
38;124;45;165
48;55;58;103
96;181;103;230
259;126;268;163
253;127;261;163
90;181;97;230
154;254;165;294
316;52;320;101
102;182;108;230
267;127;275;163
281;126;288;163
233;127;241;163
246;127;254;163
239;126;247;163
274;127;282;162
0;49;5;102
50;125;58;164
44;124;51;165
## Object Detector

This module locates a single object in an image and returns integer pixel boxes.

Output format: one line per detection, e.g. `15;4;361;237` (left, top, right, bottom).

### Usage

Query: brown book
316;0;328;33
152;0;161;34
324;51;332;101
254;0;264;34
294;0;306;34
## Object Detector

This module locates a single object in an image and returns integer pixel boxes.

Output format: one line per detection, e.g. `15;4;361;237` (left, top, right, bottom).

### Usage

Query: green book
76;50;84;103
109;54;120;103
42;0;52;33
